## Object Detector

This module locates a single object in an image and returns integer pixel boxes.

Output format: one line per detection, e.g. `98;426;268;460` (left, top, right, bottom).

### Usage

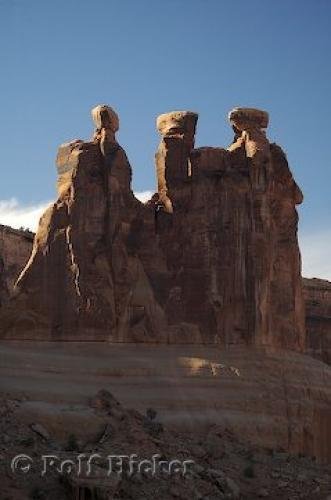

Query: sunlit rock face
0;106;305;348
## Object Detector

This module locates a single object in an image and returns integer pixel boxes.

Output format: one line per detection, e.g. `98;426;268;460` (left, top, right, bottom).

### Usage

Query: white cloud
134;190;153;203
0;191;154;233
299;230;331;281
0;198;51;232
1;196;329;282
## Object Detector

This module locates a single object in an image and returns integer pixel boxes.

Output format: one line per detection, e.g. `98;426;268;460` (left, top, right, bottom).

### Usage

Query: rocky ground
0;390;330;500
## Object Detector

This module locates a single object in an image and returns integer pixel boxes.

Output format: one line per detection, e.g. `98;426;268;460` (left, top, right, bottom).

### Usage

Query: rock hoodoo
151;106;305;348
0;105;166;340
0;106;305;348
155;110;198;214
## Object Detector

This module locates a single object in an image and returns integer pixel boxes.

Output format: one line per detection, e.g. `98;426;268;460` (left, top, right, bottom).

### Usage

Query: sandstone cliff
1;107;331;471
0;106;306;348
0;106;167;340
151;108;305;349
0;225;33;307
304;277;331;364
2;226;331;368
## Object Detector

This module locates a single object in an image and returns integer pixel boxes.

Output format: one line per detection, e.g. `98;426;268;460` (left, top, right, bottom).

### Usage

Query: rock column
155;111;198;213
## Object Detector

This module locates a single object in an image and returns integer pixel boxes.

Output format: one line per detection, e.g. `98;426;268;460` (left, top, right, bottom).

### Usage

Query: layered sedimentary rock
304;278;331;364
0;106;305;348
0;225;33;307
2;342;331;464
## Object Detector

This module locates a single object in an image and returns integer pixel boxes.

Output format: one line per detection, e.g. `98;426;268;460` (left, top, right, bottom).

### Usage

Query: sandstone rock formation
0;106;166;340
155;110;198;214
0;225;33;307
304;277;331;364
1;106;331;475
0;106;305;349
152;107;305;349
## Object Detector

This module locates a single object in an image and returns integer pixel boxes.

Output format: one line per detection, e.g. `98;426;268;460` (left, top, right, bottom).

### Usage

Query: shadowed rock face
304;278;331;364
151;107;305;349
0;225;33;307
0;106;305;348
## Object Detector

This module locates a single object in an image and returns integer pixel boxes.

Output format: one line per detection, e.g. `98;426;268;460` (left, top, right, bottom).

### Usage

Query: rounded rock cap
157;110;198;136
228;107;269;131
91;104;119;132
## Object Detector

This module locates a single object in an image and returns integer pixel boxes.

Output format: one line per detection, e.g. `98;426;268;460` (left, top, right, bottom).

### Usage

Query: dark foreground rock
1;390;331;500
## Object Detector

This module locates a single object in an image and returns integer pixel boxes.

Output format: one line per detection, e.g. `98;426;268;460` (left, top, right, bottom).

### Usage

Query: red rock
0;106;165;340
304;278;331;364
151;107;305;348
0;106;305;350
0;225;33;307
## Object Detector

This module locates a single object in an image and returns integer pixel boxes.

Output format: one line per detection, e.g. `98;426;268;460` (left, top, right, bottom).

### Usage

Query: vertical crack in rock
65;225;81;298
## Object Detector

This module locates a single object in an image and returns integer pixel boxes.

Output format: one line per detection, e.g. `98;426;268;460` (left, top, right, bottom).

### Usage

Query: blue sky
0;0;330;278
